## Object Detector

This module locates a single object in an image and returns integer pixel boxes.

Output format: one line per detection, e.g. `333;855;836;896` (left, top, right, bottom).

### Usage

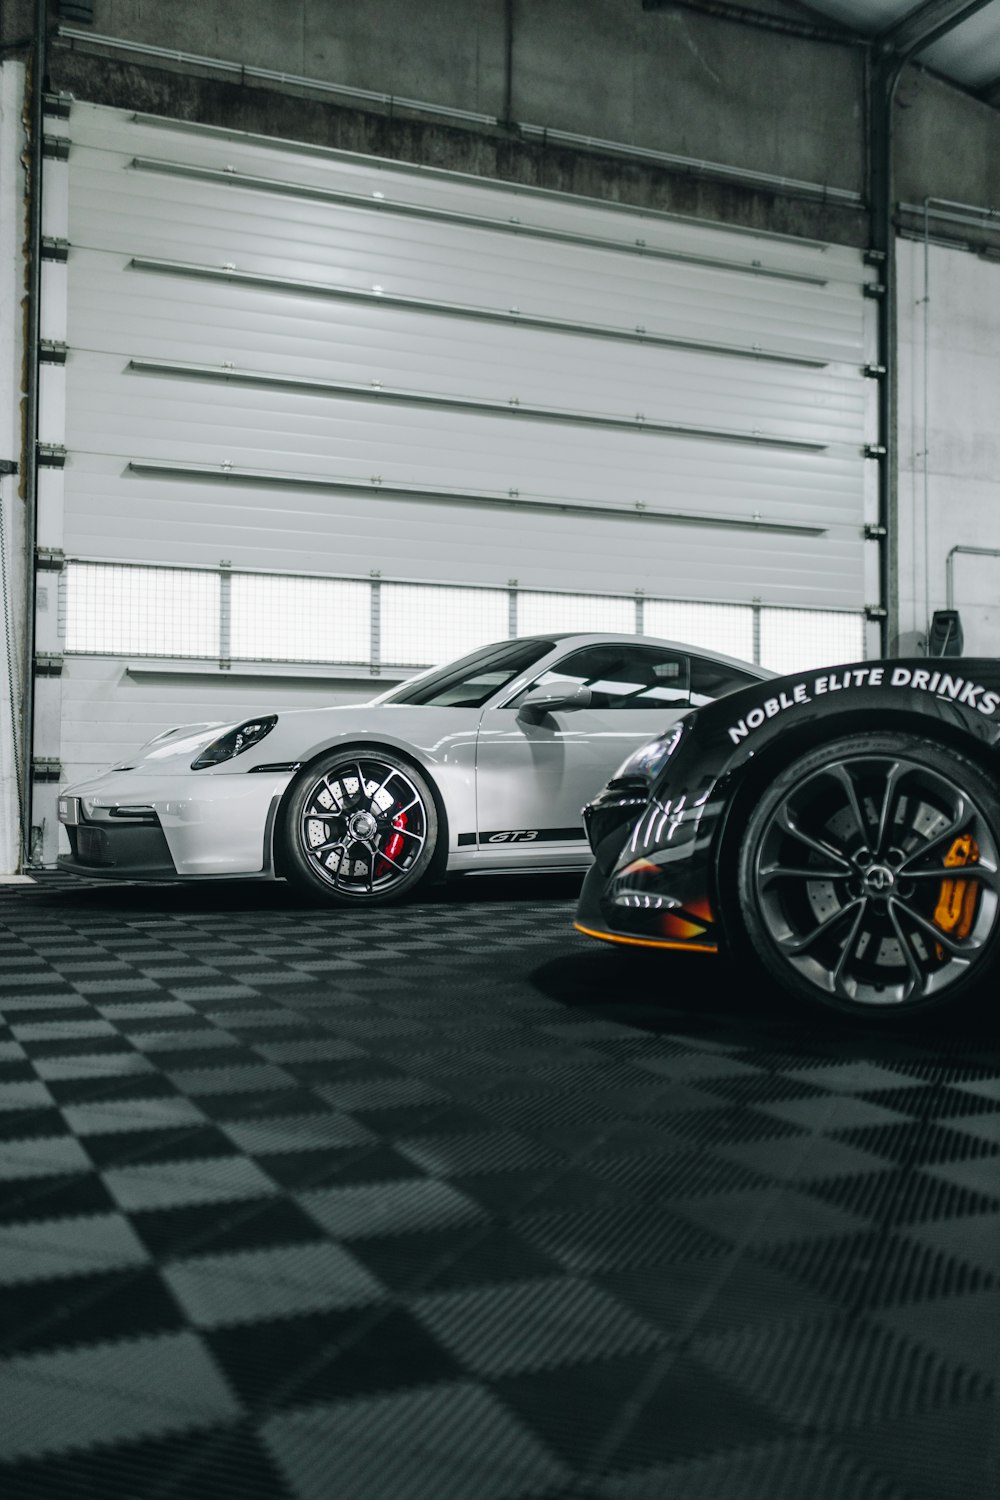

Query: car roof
535;632;774;679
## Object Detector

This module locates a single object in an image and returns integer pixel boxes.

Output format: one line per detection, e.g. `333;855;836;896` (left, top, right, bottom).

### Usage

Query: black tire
734;732;1000;1016
281;747;438;905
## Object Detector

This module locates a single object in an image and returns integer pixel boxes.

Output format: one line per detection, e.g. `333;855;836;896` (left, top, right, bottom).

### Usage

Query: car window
380;638;557;709
689;656;762;707
515;644;692;711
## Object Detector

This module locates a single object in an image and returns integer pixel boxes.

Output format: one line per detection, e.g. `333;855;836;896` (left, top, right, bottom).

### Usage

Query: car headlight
191;715;278;770
612;722;684;784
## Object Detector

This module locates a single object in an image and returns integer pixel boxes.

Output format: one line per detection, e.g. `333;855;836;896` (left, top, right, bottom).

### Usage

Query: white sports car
57;633;769;904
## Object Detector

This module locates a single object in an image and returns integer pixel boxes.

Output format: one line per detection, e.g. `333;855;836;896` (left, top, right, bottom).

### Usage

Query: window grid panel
230;574;370;664
62;562;866;677
64;562;220;658
515;592;636;638
643;600;755;662
759;608;866;675
379;584;509;666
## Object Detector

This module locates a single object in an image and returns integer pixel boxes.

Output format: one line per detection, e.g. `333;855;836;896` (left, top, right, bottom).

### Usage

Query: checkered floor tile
0;872;998;1498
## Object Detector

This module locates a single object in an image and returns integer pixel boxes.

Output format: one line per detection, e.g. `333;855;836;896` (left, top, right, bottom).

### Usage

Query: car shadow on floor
22;871;1000;1050
24;870;585;913
528;945;1000;1051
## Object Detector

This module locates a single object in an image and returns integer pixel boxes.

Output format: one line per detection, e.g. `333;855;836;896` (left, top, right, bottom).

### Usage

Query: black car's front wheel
282;748;438;904
735;733;1000;1016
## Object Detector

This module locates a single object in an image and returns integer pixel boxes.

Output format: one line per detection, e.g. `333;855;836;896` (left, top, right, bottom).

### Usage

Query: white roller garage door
34;101;878;860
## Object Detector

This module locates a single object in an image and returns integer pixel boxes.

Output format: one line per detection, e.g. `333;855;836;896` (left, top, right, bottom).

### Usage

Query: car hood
94;700;463;777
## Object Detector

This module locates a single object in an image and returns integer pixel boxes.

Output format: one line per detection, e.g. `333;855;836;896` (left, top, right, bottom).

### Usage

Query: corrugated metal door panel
65;388;863;524
68;104;865;284
67;153;866;363
49;102;876;801
63;459;864;610
64;339;866;452
71;255;867;389
68;277;868;456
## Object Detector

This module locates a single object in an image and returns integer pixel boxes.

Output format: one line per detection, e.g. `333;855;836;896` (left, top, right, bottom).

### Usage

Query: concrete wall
0;63;27;875
32;0;869;246
896;238;1000;656
896;67;1000;226
89;0;866;189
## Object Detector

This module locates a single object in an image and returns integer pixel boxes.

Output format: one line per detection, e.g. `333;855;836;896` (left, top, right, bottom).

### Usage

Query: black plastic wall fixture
56;0;93;22
928;610;964;657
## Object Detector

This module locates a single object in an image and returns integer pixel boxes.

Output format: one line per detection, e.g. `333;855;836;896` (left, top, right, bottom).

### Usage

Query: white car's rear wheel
282;749;438;904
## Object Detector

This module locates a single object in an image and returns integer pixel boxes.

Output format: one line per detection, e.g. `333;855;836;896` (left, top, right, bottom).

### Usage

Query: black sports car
576;658;1000;1017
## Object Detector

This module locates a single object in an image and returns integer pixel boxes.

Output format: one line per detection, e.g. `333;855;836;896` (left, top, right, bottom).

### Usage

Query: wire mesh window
380;584;509;666
65;562;220;657
643;600;755;661
516;591;635;637
231;574;370;664
62;559;867;676
759;608;866;675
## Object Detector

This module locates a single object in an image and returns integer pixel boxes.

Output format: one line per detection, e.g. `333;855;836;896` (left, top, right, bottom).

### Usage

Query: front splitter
573;920;718;955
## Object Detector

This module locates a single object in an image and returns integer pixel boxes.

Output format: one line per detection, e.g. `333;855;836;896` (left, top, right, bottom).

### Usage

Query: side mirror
517;680;593;717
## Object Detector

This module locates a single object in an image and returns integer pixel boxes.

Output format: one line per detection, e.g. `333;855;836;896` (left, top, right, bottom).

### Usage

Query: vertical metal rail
20;0;46;868
869;49;899;660
502;0;515;126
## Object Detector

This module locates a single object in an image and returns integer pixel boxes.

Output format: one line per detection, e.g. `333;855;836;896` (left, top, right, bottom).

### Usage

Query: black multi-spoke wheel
736;734;1000;1015
281;749;438;904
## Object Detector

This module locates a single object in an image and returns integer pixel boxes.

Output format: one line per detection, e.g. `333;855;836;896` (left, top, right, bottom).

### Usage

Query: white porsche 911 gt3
57;633;769;904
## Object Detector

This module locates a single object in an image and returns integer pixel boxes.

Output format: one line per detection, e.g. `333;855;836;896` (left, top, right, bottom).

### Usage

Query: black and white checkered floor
1;872;998;1499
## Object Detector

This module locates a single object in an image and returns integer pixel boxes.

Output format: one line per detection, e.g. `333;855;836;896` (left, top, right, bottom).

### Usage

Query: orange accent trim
573;922;718;954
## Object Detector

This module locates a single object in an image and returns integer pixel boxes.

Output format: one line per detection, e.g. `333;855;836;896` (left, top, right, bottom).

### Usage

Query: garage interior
1;2;999;1496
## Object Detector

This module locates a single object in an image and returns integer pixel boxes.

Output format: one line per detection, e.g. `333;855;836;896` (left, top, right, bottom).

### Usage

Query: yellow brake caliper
933;832;981;948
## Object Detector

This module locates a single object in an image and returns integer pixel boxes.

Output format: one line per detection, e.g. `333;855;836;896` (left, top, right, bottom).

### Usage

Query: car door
474;642;695;861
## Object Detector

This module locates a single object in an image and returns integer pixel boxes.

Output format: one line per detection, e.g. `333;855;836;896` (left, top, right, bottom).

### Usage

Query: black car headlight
611;722;684;785
191;715;277;770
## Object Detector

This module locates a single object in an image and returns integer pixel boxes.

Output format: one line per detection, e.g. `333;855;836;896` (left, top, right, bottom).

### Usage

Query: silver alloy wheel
297;755;429;897
751;752;1000;1007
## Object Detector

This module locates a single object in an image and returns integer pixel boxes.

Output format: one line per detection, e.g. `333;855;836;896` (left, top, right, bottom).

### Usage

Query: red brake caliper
383;811;407;866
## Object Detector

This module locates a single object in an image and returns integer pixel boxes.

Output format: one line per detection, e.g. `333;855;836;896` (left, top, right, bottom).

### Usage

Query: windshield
379;638;557;709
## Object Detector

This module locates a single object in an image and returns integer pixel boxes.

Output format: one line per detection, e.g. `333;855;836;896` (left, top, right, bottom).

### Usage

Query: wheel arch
710;705;1000;945
270;737;451;882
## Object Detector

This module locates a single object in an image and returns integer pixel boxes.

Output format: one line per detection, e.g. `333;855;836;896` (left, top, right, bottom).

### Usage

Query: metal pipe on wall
946;545;1000;613
914;197;1000;649
868;5;993;656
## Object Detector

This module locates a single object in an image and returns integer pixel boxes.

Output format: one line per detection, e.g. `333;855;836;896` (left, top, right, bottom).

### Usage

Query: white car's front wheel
282;749;438;904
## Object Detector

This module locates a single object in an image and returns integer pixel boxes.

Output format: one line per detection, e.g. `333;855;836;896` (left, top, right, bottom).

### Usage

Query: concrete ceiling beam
878;0;997;55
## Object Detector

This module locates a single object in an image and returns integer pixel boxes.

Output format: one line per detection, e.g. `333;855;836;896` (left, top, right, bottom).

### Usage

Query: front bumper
575;781;720;953
56;769;295;879
59;815;177;879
